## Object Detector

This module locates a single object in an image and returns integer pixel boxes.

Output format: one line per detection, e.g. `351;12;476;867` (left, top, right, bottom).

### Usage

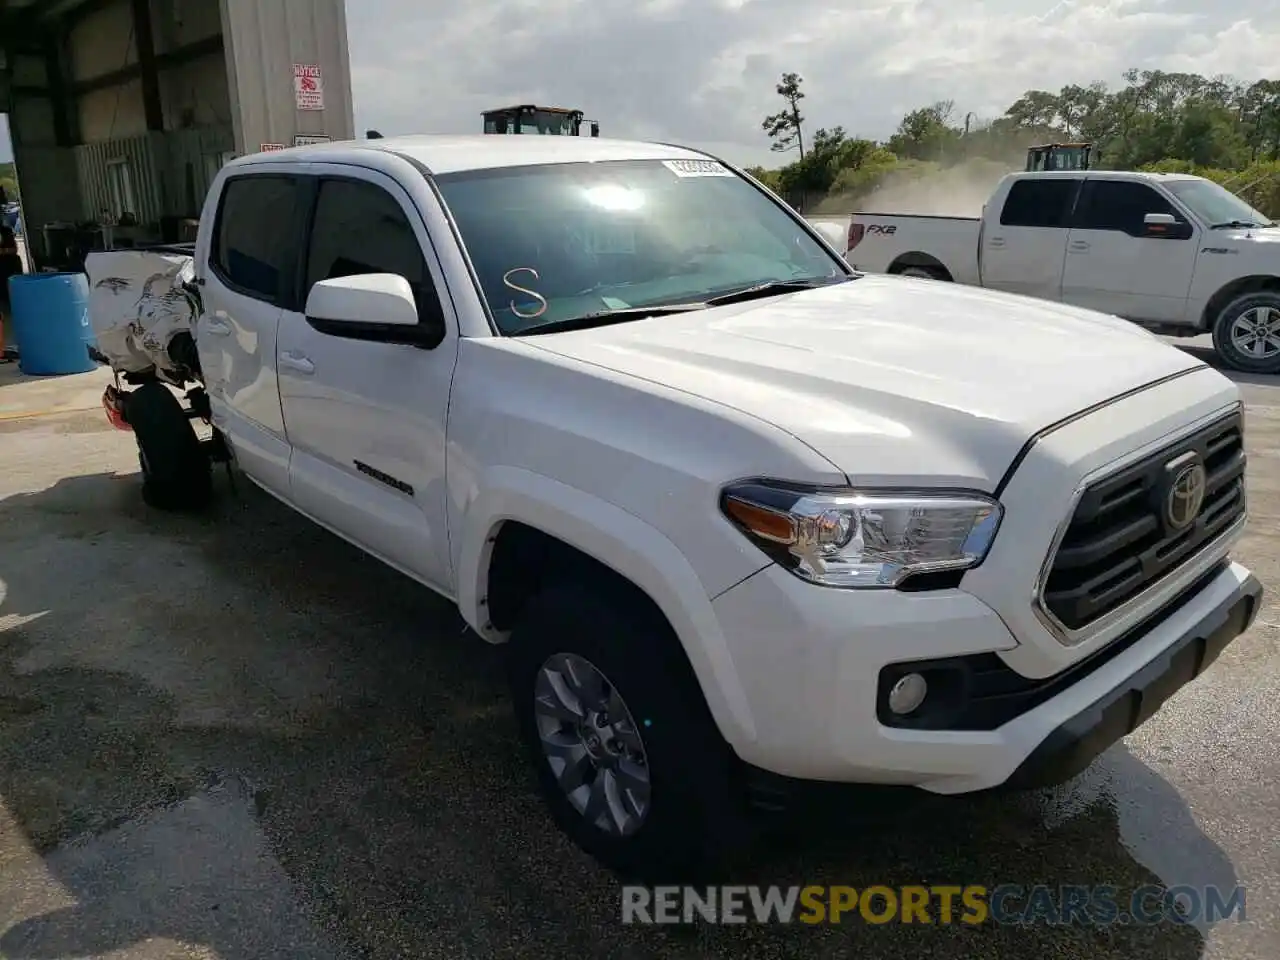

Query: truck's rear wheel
506;582;749;880
897;265;943;280
1212;291;1280;375
126;382;212;511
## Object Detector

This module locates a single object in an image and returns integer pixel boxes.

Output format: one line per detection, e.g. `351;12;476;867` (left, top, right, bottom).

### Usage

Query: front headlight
720;480;1003;588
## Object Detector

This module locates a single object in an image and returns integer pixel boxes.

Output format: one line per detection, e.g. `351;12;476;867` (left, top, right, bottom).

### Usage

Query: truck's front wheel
126;382;212;511
1212;291;1280;375
506;582;748;880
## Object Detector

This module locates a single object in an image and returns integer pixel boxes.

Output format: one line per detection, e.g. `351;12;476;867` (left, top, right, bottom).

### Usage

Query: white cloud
345;0;1280;168
1;0;1274;169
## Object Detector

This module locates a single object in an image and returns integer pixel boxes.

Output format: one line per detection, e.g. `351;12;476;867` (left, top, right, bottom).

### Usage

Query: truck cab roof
1009;169;1202;184
223;134;714;176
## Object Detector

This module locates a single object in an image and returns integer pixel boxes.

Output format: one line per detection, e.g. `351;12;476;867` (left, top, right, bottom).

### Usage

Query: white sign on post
293;63;325;111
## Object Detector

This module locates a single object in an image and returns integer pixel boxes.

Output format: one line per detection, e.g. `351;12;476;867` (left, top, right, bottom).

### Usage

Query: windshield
433;158;848;334
1164;179;1273;227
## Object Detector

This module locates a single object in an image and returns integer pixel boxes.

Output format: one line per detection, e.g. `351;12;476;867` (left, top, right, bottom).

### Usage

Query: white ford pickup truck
85;136;1261;879
817;170;1280;374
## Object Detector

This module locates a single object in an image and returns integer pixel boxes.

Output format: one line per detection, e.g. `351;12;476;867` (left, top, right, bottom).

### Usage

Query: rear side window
304;178;436;320
999;179;1079;228
1072;180;1179;235
211;175;299;301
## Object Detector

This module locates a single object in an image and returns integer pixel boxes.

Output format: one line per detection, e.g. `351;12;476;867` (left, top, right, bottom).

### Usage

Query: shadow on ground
1174;341;1279;389
0;471;1241;959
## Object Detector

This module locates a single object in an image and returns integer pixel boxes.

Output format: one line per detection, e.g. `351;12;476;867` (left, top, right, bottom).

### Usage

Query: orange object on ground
102;384;133;431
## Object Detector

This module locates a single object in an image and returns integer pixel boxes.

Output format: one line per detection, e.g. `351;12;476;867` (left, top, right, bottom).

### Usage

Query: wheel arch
454;466;760;748
1200;274;1280;330
887;252;953;280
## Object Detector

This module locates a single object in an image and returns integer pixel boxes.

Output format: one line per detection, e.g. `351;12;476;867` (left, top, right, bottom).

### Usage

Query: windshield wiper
702;276;850;306
509;276;850;337
1210;219;1274;230
510;302;708;336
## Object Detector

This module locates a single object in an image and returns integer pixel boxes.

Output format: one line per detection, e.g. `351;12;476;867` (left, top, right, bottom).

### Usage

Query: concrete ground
0;339;1276;960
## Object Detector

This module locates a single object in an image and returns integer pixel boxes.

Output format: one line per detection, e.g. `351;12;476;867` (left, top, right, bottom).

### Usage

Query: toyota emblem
1165;462;1207;531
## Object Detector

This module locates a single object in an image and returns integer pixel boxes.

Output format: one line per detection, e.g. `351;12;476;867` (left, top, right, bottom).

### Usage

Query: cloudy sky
347;0;1280;167
2;0;1278;168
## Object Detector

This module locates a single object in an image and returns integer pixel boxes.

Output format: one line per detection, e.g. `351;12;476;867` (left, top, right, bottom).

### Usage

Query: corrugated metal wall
155;125;236;217
74;125;234;222
75;134;163;223
221;0;355;153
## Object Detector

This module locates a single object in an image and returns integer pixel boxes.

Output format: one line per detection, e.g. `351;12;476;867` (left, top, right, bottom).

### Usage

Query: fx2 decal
866;224;898;235
1200;247;1238;255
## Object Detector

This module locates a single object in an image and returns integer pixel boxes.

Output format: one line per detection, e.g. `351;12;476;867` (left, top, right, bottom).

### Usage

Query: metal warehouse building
0;0;354;270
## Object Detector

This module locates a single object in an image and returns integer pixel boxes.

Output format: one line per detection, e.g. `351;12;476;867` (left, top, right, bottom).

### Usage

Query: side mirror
1142;212;1191;239
812;221;847;251
306;273;419;327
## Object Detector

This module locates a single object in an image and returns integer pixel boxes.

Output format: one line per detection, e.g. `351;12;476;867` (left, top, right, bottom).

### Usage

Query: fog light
887;673;928;715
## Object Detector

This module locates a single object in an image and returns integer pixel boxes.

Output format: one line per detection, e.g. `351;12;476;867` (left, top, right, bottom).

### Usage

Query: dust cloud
857;163;1008;217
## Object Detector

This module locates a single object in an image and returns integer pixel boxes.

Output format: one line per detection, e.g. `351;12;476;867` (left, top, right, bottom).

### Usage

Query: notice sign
260;143;286;152
293;63;325;111
295;135;331;145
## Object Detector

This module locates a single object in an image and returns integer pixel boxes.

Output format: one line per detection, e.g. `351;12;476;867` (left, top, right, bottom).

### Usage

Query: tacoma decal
354;460;414;497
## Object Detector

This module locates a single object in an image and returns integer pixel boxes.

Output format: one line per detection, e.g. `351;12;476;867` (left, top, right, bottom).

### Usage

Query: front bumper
709;558;1261;792
1004;566;1262;789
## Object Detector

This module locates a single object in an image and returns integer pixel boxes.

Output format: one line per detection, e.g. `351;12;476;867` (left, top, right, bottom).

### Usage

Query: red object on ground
103;385;132;431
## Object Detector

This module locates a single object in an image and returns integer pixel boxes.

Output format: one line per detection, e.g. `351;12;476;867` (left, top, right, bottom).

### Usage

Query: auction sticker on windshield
663;159;734;178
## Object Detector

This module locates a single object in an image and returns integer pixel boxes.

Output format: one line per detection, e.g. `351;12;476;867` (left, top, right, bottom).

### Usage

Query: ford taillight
847;222;865;252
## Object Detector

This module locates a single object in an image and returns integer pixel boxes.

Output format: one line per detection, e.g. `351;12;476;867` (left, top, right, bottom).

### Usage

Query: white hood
525;276;1207;490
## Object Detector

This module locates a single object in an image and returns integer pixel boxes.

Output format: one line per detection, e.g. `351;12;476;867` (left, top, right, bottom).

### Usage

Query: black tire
506;580;751;881
893;263;948;281
1211;291;1280;375
125;382;212;511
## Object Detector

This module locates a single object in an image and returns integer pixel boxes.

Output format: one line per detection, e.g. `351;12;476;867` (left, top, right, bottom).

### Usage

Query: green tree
885;102;960;161
762;72;806;158
752;66;1280;218
0;161;18;203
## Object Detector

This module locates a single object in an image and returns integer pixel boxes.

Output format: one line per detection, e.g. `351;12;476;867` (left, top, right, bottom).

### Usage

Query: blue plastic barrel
6;272;98;375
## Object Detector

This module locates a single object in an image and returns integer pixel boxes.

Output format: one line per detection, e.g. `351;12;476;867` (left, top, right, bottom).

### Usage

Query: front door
275;169;460;592
1060;177;1199;322
980;177;1081;302
195;170;303;495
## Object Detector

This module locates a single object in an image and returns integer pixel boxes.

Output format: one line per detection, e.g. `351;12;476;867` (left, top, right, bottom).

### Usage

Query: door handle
1069;240;1090;251
278;352;315;375
204;318;231;336
988;237;1006;248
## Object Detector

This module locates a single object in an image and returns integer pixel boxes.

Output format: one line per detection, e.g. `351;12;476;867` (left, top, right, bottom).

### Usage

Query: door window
211;175;299;302
1071;180;1180;236
999;179;1080;228
304;178;437;321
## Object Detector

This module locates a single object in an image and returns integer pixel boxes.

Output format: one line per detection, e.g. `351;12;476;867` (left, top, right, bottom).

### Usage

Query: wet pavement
0;342;1276;959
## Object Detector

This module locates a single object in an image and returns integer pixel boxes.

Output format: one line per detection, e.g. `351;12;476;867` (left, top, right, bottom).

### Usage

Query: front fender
455;465;760;750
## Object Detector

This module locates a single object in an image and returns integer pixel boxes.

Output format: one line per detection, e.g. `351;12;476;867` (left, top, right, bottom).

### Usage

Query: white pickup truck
85;137;1261;879
814;170;1280;374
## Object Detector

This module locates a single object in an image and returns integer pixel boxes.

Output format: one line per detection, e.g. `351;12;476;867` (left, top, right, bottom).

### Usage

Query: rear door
1060;177;1199;322
274;167;459;590
196;169;304;495
979;177;1081;301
